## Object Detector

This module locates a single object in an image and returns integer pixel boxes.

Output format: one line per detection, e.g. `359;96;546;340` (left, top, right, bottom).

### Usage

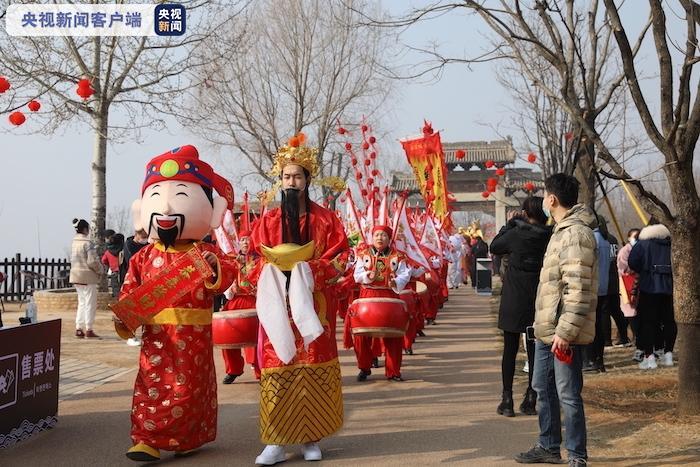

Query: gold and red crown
269;132;319;178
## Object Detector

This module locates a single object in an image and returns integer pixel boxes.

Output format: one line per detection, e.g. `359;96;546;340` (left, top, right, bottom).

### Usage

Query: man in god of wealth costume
250;133;350;465
112;145;237;462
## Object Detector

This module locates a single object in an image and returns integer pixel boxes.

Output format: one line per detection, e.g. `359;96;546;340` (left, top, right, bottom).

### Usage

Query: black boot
519;388;537;415
497;390;515;417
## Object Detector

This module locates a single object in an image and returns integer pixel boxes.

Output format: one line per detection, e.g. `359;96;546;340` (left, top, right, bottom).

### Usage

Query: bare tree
378;0;700;413
182;0;394;207
0;0;245;246
106;205;133;237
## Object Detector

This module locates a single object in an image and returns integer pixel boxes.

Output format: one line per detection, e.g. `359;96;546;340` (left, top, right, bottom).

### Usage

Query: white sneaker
522;361;529;373
639;355;658;370
255;445;286;465
661;351;674;367
126;338;142;347
654;349;664;360
632;350;644;362
301;442;322;461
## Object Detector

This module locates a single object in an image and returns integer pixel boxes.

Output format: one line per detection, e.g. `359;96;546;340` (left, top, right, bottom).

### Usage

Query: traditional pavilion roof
443;139;516;165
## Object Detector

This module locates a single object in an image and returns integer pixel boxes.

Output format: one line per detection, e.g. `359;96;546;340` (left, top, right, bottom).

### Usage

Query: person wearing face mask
617;228;643;361
515;174;598;467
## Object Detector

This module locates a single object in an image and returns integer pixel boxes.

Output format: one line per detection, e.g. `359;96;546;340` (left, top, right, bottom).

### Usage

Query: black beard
149;213;185;249
281;188;304;244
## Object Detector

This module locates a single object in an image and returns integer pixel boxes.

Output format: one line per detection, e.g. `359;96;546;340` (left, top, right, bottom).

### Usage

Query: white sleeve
353;260;373;285
392;261;411;293
411;266;425;278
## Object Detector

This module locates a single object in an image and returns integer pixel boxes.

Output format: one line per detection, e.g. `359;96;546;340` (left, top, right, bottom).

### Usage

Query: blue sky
0;2;665;259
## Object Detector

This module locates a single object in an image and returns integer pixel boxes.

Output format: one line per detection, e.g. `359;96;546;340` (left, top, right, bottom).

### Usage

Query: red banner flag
400;130;450;223
110;247;214;332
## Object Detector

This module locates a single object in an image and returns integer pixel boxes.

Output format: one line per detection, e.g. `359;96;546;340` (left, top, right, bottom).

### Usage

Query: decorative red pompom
364;159;371;166
0;77;11;93
338;127;347;135
356;172;363;180
367;178;374;186
485;160;495;169
369;152;376;159
527;153;536;163
27;100;41;112
368;136;376;144
362;142;370;150
496;168;506;176
371;169;379;177
9;111;26;126
345;143;352;151
455;149;466;160
481;191;490;198
361;124;368;132
361;189;368;197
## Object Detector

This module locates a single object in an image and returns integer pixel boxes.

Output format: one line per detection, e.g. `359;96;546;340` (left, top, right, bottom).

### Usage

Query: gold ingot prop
260;241;315;271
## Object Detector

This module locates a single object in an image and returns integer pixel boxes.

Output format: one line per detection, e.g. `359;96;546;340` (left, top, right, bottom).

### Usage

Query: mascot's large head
132;145;234;248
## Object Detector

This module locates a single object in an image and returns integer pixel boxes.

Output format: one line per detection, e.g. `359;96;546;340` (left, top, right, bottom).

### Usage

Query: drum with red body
212;308;258;349
348;298;408;337
399;289;416;318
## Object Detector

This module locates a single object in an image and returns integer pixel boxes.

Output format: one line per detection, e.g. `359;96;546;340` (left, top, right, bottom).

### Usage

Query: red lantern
485;160;495;169
362;142;370;150
455;149;466;160
338;127;347;135
361;124;368;132
27;100;41;112
488;184;496;193
345;143;352;151
527;152;536;163
524;182;535;192
0;77;10;93
364;159;371;166
76;78;94;100
351;158;358;166
565;132;574;141
487;177;498;187
481;191;490;198
496;168;506;176
9;111;26;126
368;136;376;144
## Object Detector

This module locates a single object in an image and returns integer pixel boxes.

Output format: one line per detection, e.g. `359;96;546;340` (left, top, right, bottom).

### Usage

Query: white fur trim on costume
639;224;671;241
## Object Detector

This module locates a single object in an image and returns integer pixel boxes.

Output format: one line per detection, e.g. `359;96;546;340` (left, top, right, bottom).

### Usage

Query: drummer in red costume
220;231;261;384
250;133;349;465
116;145;237;462
352;225;411;382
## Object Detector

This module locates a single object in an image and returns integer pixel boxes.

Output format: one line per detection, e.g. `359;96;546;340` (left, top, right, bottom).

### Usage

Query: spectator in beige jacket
69;218;102;338
515;174;598;467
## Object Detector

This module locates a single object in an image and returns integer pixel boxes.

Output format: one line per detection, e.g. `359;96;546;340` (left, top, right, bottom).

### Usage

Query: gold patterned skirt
259;358;343;445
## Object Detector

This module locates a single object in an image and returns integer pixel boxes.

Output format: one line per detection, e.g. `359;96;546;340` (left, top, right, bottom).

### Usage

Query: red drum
399;289;416;318
415;281;428;297
348;298;408;338
212;309;258;349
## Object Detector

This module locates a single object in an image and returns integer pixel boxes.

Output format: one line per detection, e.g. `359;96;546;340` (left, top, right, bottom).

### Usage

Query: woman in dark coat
490;196;552;417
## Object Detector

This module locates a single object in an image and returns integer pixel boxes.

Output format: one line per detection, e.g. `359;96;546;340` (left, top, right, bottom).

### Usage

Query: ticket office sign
0;319;61;449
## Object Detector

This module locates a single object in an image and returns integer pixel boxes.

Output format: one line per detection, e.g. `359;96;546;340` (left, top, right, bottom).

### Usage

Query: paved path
59;358;132;401
2;287;538;466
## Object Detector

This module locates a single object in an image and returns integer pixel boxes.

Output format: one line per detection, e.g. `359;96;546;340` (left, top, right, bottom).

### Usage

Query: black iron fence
0;254;71;302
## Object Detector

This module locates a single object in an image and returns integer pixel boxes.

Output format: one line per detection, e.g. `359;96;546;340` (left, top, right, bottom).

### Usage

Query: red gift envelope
110;246;214;332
